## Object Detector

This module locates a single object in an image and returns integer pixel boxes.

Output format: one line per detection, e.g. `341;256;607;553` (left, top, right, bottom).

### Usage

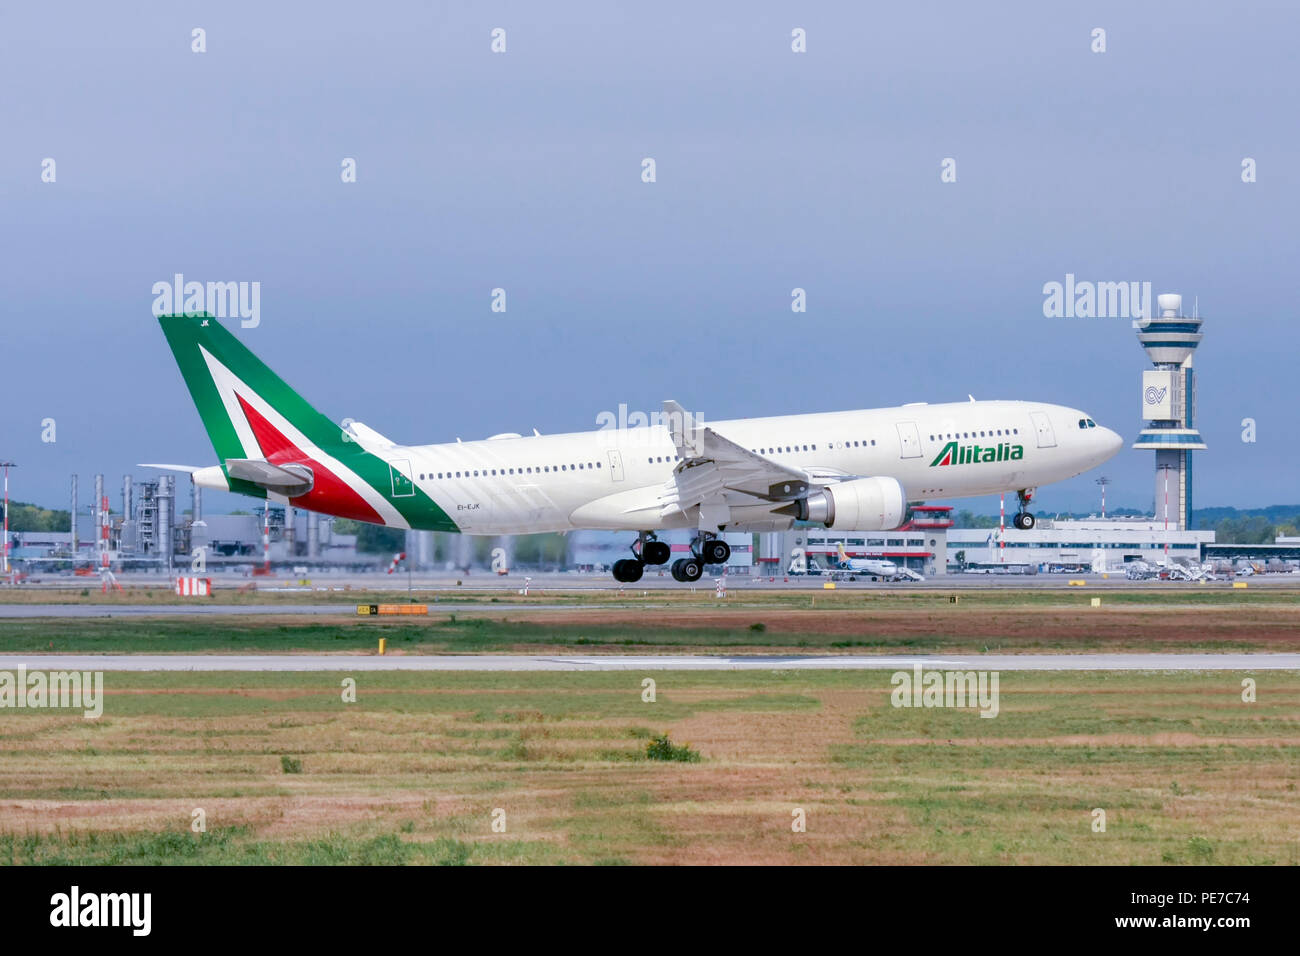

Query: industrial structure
6;472;357;572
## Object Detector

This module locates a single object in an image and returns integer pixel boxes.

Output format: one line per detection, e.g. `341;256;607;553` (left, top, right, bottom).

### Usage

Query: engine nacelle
792;476;907;531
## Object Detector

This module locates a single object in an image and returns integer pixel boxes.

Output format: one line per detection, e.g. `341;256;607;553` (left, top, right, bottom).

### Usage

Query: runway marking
0;654;1295;672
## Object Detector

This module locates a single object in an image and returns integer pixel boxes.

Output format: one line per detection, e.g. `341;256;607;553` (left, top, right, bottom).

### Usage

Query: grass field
1;594;1297;655
1;670;1297;865
3;584;1300;608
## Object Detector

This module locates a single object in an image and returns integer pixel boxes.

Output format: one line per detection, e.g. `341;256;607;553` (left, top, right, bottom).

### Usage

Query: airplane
830;542;899;581
145;314;1124;584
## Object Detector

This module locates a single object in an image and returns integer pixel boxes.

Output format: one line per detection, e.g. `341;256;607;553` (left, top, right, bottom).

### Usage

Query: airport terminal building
945;517;1215;572
753;508;1216;576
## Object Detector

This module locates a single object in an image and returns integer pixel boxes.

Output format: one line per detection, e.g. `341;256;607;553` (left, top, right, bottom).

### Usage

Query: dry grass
0;670;1296;864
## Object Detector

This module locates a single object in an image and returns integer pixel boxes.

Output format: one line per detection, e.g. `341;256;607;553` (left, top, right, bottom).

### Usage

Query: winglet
663;400;703;458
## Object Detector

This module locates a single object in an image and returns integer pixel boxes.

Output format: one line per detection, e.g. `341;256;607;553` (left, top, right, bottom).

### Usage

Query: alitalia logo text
930;441;1024;467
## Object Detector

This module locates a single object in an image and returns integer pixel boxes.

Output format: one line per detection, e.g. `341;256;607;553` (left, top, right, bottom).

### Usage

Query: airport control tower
1133;292;1206;530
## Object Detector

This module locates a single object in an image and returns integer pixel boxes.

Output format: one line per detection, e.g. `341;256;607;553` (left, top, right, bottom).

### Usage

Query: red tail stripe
235;395;385;525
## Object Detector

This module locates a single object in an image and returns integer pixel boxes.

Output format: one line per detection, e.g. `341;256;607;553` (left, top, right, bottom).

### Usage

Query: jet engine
781;476;907;531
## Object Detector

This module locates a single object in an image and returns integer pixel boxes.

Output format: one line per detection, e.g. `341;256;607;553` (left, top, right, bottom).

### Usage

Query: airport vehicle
963;563;1036;575
147;314;1123;583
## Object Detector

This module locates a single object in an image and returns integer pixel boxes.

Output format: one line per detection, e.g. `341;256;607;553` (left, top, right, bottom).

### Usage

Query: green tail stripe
159;314;337;464
158;313;458;532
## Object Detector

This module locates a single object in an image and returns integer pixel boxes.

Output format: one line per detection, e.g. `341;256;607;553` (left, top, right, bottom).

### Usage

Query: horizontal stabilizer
225;459;315;496
138;463;200;473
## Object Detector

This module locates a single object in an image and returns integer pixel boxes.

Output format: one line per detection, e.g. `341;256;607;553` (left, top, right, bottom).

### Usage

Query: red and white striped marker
100;495;110;569
99;495;112;592
999;493;1005;563
175;577;211;596
386;552;406;574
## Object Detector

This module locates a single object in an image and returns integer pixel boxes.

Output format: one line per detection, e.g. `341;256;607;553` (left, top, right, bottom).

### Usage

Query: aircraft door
607;450;625;481
895;421;922;459
1029;411;1057;448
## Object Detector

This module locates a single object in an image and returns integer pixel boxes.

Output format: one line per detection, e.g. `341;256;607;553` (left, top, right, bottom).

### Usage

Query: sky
2;1;1298;519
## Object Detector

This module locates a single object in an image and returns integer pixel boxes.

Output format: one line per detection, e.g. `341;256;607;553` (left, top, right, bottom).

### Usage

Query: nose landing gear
1012;488;1037;530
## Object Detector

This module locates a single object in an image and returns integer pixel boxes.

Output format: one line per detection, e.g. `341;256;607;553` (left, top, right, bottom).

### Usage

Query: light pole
0;463;14;574
1158;465;1172;562
1095;476;1110;519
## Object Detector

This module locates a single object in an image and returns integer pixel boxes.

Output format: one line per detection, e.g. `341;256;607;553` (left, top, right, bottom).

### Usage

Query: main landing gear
612;532;665;584
610;532;731;584
1012;488;1037;530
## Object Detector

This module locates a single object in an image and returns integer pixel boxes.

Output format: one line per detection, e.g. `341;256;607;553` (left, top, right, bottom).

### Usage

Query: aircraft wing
659;400;814;527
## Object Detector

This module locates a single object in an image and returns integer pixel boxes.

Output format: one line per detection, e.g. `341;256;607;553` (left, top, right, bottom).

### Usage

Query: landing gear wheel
671;557;703;583
612;559;644;583
642;541;671;565
701;539;730;565
1014;488;1036;530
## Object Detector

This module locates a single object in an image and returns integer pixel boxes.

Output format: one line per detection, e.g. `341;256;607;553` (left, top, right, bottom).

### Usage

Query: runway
0;653;1295;671
0;604;593;618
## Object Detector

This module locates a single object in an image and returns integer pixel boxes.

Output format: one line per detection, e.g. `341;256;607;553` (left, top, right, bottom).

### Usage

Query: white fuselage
387;400;1122;534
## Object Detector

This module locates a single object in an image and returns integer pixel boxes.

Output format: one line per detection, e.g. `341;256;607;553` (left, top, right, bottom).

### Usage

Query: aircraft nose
1099;426;1123;460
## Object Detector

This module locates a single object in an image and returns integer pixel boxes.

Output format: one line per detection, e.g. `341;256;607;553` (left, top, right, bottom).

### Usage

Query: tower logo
1144;385;1167;406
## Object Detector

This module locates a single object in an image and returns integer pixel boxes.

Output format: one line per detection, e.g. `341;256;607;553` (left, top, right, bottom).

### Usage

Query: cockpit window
1079;418;1097;429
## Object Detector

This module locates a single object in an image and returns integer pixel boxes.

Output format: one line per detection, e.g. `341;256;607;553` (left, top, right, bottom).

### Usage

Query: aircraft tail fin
158;313;344;465
156;313;437;529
